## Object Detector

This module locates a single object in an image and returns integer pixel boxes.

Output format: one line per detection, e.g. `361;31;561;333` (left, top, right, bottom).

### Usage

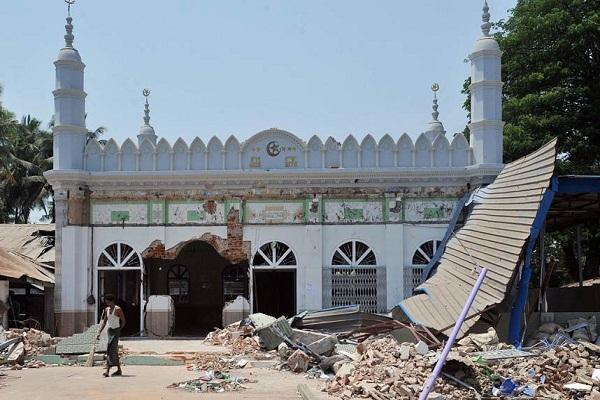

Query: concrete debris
186;353;250;372
1;328;58;368
324;335;600;399
457;327;499;351
5;328;58;356
202;312;600;398
287;349;310;373
204;325;261;356
527;317;599;347
168;370;257;393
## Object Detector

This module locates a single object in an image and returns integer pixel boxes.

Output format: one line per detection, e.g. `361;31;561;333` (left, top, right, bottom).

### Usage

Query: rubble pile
168;370;257;393
326;337;479;400
204;325;261;356
186;353;249;372
1;327;57;369
527;317;600;347
5;328;58;356
324;335;600;399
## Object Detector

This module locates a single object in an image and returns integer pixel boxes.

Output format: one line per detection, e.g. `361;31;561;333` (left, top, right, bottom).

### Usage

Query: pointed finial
431;83;440;121
63;0;76;47
143;89;151;125
481;1;492;37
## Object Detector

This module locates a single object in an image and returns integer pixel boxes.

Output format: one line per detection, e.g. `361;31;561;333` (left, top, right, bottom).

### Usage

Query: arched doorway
96;242;144;336
252;241;297;318
144;240;248;334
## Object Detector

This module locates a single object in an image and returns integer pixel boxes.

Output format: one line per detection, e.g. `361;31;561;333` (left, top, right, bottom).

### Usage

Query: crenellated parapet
83;128;473;172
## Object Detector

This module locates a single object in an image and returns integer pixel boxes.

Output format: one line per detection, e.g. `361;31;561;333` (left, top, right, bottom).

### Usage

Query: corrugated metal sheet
0;224;55;265
0;247;54;284
396;139;558;337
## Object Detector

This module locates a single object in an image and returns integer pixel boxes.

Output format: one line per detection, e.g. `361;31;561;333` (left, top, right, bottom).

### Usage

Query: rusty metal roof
395;139;558;337
0;224;55;266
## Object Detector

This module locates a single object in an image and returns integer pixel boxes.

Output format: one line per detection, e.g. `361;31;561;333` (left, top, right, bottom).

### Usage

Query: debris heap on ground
168;370;257;393
5;328;58;355
186;353;249;372
1;327;57;368
527;317;600;347
202;311;600;398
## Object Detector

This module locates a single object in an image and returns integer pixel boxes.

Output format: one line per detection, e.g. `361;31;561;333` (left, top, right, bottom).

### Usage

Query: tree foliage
0;87;54;223
497;0;600;173
462;1;600;283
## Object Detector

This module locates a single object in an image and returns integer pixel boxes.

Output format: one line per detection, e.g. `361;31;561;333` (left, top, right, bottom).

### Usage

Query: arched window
412;240;441;265
329;241;381;313
332;240;377;266
252;241;297;267
98;242;142;268
404;240;442;299
168;264;190;303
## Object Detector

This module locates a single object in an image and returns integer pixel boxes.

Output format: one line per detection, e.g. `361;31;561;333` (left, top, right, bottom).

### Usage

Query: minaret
137;89;157;145
53;2;87;170
423;83;446;142
468;1;504;165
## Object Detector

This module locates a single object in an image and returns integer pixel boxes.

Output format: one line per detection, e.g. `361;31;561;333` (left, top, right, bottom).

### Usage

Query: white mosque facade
45;3;504;335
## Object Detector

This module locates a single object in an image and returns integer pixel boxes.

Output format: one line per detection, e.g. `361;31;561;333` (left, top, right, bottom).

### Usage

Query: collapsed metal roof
0;247;54;284
394;139;558;337
0;224;55;266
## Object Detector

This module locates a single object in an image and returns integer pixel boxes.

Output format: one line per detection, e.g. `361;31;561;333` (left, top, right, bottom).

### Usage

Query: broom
86;309;104;367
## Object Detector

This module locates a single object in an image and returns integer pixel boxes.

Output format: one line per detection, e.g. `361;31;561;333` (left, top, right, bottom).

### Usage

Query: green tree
462;1;600;283
464;0;600;173
1;115;53;223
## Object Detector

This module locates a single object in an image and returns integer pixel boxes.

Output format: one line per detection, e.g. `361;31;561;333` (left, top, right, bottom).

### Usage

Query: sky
0;0;516;145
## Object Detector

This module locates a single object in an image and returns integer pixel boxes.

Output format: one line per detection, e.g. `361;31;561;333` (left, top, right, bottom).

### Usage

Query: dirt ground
1;364;328;400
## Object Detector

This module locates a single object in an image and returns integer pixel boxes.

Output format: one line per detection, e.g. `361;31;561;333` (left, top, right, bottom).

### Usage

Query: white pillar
468;2;504;166
53;16;87;170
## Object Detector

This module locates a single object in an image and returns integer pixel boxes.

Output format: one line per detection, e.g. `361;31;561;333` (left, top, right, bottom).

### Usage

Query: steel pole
419;267;488;400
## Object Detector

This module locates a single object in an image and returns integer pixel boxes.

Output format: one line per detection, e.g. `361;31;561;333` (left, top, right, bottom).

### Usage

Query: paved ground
1;364;328;400
121;339;229;354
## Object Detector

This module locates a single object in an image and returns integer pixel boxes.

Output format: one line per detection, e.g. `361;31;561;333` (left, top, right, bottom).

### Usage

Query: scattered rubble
168;371;257;393
186;353;249;372
1;327;58;369
202;313;600;399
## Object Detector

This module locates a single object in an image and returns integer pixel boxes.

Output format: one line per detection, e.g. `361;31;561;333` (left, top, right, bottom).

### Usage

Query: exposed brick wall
140;209;250;264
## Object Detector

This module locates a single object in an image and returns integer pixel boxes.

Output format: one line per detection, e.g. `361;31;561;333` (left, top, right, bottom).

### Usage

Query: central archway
144;240;248;334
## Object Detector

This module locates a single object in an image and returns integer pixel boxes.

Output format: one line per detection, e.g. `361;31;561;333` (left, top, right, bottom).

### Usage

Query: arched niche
378;134;395;167
414;134;431;167
139;139;156;171
397;133;413;167
341;135;359;168
324;137;340;168
207;137;223;170
224;136;240;169
121;139;137;171
451;133;470;167
307;135;323;168
84;139;103;171
172;138;188;170
189;137;206;170
156;138;172;171
360;134;377;168
433;135;450;167
104;139;119;171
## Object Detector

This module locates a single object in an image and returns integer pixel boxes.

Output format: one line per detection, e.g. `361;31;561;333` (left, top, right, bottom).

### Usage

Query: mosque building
45;2;504;336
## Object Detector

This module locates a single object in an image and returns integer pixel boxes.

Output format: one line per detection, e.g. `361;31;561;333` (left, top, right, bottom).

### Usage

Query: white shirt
106;306;121;329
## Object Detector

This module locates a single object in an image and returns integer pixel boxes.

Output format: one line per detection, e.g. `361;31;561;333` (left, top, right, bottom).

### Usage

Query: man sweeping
96;294;126;377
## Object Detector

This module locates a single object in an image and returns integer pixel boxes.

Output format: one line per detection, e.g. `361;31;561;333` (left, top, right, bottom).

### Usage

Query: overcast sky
1;0;515;144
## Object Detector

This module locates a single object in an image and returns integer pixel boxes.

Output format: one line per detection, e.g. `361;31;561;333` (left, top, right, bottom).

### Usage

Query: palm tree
2;115;53;223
